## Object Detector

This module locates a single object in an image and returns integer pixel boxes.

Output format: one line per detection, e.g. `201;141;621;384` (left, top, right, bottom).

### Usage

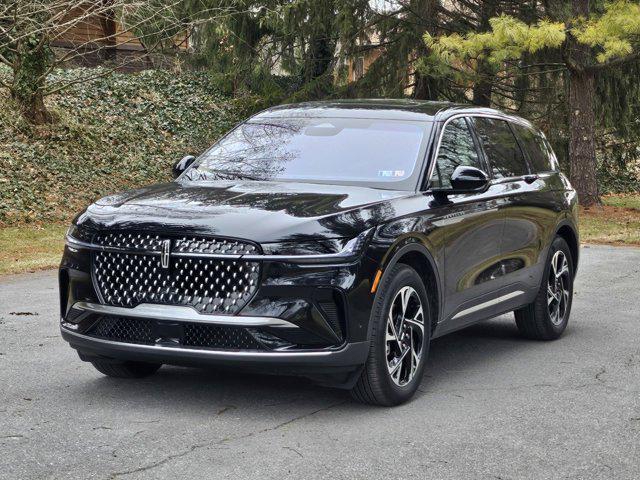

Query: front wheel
351;264;431;406
514;236;574;340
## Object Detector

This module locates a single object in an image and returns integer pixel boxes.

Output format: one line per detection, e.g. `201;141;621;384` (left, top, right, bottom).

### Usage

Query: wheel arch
555;221;579;277
376;239;442;335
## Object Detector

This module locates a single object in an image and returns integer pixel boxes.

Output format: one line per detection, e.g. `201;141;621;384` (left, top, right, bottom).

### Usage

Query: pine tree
423;0;640;206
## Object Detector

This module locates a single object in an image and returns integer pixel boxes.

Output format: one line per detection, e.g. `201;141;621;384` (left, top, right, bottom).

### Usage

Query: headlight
260;228;373;259
339;230;373;256
66;224;94;244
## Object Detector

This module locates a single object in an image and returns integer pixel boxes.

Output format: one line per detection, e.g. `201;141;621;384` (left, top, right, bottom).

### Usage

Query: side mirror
449;165;489;192
173;155;196;178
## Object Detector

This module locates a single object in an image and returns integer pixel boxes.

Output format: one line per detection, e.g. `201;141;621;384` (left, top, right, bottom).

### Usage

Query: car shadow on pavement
72;313;573;413
415;312;578;398
77;359;347;413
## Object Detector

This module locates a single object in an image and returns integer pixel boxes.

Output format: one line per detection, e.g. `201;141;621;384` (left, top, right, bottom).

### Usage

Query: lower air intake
87;316;265;350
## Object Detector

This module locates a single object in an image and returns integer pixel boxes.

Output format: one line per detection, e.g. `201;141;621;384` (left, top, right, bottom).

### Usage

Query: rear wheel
91;360;162;378
514;236;574;340
351;264;431;406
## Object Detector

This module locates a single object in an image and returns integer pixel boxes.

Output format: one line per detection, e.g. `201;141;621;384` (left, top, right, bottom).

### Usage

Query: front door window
431;117;483;189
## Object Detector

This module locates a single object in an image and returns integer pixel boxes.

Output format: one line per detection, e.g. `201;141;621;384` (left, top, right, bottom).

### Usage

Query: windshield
186;117;432;190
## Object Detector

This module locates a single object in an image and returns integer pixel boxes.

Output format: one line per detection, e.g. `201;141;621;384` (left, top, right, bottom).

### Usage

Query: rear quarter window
512;124;555;173
472;117;528;179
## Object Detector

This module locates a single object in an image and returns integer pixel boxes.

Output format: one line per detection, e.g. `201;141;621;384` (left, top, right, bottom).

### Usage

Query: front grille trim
92;231;261;256
70;302;299;328
91;232;262;316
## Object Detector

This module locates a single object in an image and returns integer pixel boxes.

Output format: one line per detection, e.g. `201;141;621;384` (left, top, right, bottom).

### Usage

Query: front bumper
59;231;379;379
60;300;370;370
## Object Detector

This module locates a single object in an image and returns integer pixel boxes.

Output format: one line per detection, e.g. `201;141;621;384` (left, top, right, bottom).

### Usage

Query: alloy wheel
386;286;425;386
547;250;570;326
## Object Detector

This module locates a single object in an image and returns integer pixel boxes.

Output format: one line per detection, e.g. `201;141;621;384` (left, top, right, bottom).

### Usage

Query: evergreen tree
182;0;341;98
179;0;640;200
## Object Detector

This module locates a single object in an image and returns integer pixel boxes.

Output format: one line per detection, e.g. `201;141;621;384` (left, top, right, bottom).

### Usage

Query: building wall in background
51;1;188;72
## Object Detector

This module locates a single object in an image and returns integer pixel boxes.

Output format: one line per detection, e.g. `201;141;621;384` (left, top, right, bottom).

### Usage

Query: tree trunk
303;0;336;84
12;36;53;125
471;59;494;106
413;0;440;100
568;69;600;207
471;0;499;106
566;0;600;207
413;70;438;100
306;36;333;81
14;90;52;125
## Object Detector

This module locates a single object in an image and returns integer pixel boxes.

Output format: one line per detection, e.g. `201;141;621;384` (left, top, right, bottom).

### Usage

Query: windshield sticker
378;170;406;178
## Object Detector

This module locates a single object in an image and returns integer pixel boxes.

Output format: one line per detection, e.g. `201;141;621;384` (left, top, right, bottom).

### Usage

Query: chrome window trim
490;175;534;184
71;302;299;328
424;112;536;191
536;171;555;178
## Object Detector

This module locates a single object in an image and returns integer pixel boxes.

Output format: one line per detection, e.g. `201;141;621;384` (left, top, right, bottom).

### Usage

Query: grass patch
0;224;66;275
602;194;640;211
580;194;640;246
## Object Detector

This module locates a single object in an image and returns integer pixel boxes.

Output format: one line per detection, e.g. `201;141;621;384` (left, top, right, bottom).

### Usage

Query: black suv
60;100;578;406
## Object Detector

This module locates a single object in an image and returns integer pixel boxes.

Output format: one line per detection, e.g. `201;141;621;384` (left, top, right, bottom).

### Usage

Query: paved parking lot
1;244;639;479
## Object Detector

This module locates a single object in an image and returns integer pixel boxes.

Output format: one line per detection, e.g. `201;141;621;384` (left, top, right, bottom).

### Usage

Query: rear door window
472;117;528;179
430;117;483;189
512;124;555;173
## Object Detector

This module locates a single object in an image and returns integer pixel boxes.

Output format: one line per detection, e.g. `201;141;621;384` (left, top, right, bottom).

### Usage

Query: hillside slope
0;68;248;226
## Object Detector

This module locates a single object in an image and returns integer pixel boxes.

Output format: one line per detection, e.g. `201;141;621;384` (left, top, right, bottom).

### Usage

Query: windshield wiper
195;170;265;181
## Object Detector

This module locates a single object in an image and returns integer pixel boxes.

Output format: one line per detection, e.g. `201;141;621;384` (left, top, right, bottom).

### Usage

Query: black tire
91;360;162;378
514;236;574;340
351;264;431;406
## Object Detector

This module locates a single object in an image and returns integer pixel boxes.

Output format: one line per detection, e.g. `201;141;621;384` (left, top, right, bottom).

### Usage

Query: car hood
78;180;412;244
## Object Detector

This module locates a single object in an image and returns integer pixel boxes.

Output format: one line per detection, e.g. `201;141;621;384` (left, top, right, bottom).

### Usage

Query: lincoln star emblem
161;239;171;269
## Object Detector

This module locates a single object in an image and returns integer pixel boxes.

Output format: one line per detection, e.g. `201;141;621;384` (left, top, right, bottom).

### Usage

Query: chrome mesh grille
90;316;156;345
94;232;164;252
173;237;259;255
92;232;261;315
86;316;264;350
183;323;262;349
93;232;260;255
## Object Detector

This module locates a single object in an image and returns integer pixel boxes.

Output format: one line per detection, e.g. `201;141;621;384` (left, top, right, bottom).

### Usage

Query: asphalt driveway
1;244;639;479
